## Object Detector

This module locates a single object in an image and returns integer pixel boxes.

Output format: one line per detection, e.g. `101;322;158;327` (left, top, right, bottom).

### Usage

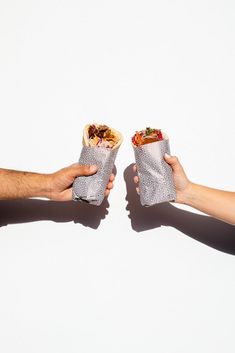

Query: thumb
69;163;98;177
164;153;182;172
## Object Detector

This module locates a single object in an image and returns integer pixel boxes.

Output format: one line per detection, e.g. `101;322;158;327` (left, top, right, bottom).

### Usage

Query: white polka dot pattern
133;139;176;206
72;146;118;206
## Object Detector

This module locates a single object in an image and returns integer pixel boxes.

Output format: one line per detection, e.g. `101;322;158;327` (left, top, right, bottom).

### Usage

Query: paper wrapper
133;138;176;206
72;146;119;206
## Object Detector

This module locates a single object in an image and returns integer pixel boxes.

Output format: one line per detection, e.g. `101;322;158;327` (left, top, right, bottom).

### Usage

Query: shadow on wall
0;199;109;230
124;164;235;256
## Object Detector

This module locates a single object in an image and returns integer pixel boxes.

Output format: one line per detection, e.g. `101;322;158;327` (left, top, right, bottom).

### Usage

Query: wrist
179;182;197;206
31;173;52;199
39;173;53;199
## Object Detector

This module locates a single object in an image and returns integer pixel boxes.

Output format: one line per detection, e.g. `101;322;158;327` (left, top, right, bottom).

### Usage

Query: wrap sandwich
73;123;123;205
132;127;176;206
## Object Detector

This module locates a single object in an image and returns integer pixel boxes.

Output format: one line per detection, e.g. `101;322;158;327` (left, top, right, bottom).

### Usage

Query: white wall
0;1;235;352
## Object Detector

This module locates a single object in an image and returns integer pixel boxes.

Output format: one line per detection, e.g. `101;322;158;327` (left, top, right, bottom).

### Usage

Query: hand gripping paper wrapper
132;129;176;206
72;124;123;206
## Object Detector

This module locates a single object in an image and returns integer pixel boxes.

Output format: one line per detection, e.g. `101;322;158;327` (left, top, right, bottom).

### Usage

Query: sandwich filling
132;127;163;147
87;124;119;149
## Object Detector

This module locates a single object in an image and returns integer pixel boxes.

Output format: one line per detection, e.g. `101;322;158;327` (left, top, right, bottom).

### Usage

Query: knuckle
172;156;178;164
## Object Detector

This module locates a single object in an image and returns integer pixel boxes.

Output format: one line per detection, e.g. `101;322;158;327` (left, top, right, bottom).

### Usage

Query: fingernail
165;153;171;158
90;165;97;172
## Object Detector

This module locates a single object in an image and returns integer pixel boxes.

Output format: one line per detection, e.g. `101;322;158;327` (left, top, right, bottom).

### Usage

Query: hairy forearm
0;168;50;200
182;183;235;225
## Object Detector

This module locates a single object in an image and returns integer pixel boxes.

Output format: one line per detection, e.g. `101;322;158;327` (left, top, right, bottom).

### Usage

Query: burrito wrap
73;124;122;206
133;138;176;206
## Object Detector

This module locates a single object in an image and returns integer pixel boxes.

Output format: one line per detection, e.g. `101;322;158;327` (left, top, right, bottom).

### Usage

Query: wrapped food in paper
132;127;176;206
73;123;123;205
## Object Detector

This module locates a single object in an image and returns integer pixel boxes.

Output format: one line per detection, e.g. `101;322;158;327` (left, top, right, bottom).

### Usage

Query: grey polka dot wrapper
72;146;118;206
133;139;176;206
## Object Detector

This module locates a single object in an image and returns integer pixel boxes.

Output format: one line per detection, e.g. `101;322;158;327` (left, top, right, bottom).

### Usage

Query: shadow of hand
0;198;109;230
124;164;235;255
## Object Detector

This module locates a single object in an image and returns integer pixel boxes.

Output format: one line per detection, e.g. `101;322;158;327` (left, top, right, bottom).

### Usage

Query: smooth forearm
182;183;235;225
0;168;51;200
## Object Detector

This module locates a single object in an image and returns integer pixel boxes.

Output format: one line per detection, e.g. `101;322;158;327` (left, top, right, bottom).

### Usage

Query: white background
0;1;235;352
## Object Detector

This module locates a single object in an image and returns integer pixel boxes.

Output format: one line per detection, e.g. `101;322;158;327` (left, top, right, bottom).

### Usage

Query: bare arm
164;154;235;226
0;168;50;200
133;154;235;226
179;182;235;225
0;164;114;201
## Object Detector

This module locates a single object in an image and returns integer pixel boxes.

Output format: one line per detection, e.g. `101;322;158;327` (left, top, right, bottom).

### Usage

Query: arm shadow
124;164;235;256
0;198;109;229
